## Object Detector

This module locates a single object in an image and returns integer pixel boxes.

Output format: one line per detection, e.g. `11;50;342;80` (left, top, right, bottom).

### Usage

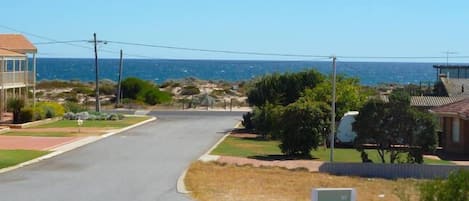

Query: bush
252;103;284;139
122;77;172;105
18;108;34;123
242;112;254;130
63;111;124;121
63;101;86;113
279;101;330;156
140;88;171;105
181;85;200;95
7;98;25;124
420;169;469;201
36;102;65;118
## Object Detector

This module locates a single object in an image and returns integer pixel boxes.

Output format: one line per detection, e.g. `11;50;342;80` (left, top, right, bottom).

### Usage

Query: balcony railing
0;71;34;87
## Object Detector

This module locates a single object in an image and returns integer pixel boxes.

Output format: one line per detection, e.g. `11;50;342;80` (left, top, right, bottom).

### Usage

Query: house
430;98;469;154
433;65;469;79
0;34;37;121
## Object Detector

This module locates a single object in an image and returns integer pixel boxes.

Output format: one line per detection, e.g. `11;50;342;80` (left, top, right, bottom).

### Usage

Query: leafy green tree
420;169;469;201
121;77;172;105
247;70;325;107
122;77;149;100
252;103;284;139
352;91;438;163
7;98;25;124
302;76;368;121
279;100;331;156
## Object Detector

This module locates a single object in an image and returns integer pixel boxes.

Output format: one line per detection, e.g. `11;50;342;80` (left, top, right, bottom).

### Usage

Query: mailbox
311;188;356;201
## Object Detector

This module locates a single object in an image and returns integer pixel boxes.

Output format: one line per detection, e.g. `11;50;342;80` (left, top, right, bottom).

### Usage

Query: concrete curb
0;116;156;175
176;121;241;194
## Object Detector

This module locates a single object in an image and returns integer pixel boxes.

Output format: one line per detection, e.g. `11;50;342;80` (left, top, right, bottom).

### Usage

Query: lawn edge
177;121;241;194
0;116;156;174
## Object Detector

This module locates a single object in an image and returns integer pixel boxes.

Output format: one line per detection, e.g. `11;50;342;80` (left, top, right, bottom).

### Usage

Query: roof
430;98;469;120
0;34;37;54
433;65;469;69
440;77;469;97
379;95;465;107
0;49;25;57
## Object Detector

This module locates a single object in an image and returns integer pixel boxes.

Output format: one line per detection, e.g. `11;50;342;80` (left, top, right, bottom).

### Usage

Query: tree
252;103;284;139
247;70;325;107
7;98;25;124
279;100;331;156
302;75;368;121
352;91;438;163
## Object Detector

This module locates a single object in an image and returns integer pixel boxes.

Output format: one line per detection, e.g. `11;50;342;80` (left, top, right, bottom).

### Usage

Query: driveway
0;110;243;201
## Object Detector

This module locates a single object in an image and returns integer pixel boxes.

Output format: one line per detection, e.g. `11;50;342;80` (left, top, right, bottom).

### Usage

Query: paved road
0;111;244;201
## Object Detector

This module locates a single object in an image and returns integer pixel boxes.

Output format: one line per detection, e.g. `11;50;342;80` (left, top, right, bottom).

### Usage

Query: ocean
35;58;445;86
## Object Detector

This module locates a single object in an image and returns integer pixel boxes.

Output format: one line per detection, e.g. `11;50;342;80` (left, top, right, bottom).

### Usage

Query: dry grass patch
185;161;422;201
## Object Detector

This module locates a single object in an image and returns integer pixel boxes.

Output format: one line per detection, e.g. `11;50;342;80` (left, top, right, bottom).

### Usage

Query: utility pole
330;56;337;162
116;49;124;107
93;33;101;112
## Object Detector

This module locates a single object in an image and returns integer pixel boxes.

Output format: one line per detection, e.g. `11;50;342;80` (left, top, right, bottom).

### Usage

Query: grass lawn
0;150;50;169
1;131;73;137
36;116;151;129
211;136;453;165
186;161;422;201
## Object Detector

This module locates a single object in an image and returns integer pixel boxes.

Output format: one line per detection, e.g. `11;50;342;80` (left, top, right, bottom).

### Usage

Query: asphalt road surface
0;110;244;201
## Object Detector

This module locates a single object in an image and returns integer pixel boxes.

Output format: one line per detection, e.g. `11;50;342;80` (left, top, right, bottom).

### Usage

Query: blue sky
2;1;468;61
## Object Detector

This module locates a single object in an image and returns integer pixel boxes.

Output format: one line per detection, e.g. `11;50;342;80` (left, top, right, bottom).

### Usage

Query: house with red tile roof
0;34;37;121
430;98;469;154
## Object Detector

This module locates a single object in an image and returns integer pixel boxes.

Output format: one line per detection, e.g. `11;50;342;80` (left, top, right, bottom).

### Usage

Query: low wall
319;162;469;179
3;117;61;129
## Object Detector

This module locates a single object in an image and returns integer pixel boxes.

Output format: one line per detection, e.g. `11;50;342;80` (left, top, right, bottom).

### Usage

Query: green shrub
181;85;200;95
72;86;94;95
242;112;254;130
279;101;330;156
99;80;116;95
420;169;469;201
18;108;33;123
63;101;85;113
140;88;172;105
121;77;172;105
7;98;25;124
252;103;284;139
36;102;65;118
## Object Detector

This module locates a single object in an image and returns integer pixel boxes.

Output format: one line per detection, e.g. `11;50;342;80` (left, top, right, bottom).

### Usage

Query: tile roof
379;95;465;107
0;34;37;54
440;77;469;97
0;49;25;57
430;98;469;119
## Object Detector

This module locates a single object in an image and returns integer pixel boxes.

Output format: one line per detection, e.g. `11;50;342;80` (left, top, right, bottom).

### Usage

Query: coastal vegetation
419;169;469;201
353;91;437;164
244;69;368;157
241;69;438;164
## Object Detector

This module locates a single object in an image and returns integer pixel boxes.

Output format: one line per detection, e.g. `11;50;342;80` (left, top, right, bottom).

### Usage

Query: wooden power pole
116;49;124;106
93;33;101;112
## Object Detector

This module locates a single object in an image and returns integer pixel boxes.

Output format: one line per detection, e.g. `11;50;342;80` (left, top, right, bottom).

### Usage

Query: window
452;118;460;143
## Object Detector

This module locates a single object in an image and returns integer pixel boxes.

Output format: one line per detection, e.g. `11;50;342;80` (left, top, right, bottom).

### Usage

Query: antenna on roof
442;51;459;66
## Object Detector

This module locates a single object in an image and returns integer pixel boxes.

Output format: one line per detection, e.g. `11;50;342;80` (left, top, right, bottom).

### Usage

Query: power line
106;40;331;58
3;24;468;60
34;40;88;45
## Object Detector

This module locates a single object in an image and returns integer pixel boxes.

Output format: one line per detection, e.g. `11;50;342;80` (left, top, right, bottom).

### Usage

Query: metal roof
430;98;469;119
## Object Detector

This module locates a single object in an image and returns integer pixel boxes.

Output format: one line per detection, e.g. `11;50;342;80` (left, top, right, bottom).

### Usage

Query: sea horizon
34;58;462;86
